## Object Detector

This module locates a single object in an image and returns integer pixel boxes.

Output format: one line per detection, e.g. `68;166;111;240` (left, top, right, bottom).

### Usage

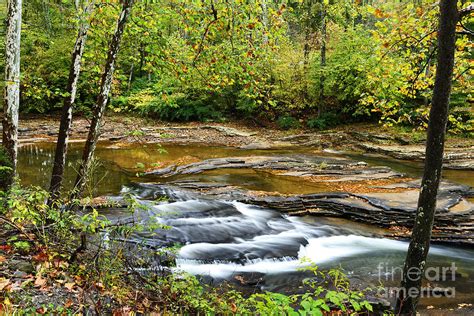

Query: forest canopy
0;0;472;134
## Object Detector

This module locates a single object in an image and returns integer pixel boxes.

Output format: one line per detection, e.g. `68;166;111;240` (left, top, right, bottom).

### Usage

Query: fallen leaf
64;299;73;308
65;282;75;291
0;255;6;263
9;281;22;292
21;278;34;288
34;276;47;287
113;307;132;316
2;297;11;307
95;282;104;290
0;245;12;252
53;260;68;269
231;302;238;313
42;261;51;269
0;278;11;291
32;251;48;262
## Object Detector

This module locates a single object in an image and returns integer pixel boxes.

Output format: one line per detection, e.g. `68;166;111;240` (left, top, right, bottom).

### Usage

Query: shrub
277;116;301;130
0;147;13;191
110;76;225;122
310;25;377;118
307;112;339;130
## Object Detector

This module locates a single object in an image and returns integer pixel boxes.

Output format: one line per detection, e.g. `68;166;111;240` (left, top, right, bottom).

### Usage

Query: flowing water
18;141;474;309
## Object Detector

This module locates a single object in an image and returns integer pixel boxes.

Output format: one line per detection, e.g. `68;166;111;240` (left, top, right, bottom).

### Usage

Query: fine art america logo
377;262;457;298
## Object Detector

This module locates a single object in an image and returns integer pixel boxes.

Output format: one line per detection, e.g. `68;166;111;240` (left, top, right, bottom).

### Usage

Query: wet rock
240;141;273;150
276;130;473;171
140;153;474;244
9;260;35;274
109;135;126;141
202;125;257;137
168;180;230;190
350;131;412;145
357;143;474;170
148;164;176;176
153;180;474;245
18;127;32;133
145;155;403;182
13;270;28;278
233;272;266;286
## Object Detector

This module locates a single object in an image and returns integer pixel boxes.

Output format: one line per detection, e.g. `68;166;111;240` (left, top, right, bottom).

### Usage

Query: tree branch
0;215;35;242
459;4;473;19
192;0;219;66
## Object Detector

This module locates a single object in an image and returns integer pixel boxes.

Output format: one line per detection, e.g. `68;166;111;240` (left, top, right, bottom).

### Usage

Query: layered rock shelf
145;155;403;181
135;180;473;245
279;131;474;170
142;155;474;245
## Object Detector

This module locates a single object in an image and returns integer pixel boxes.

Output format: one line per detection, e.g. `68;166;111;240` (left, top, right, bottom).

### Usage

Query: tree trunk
48;2;93;205
2;0;22;188
303;32;311;68
71;0;134;200
396;0;458;314
318;4;326;117
302;0;313;70
261;0;268;44
127;63;134;92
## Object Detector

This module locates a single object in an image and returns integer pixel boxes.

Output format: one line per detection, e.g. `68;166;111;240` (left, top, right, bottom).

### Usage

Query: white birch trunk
3;0;22;186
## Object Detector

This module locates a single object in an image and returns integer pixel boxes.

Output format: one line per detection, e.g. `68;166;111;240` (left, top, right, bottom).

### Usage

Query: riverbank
14;114;474;170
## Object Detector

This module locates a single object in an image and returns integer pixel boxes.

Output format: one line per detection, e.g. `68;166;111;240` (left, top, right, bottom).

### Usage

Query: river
17;141;474;310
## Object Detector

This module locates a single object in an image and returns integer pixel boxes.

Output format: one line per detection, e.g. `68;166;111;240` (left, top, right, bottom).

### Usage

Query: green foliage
2;185;105;253
0;147;13;191
152;262;376;315
359;1;473;133
277;116;301;130
18;0;79;113
307;112;339;130
127;129;146;137
111;75;225;122
3;0;471;132
311;25;378;117
11;240;31;253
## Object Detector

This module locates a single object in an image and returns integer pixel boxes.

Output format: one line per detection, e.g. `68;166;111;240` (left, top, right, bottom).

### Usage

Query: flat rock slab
377;179;472;193
201;126;257;137
145;155;402;182
158;125;258;137
277;131;474;171
357;143;474;170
